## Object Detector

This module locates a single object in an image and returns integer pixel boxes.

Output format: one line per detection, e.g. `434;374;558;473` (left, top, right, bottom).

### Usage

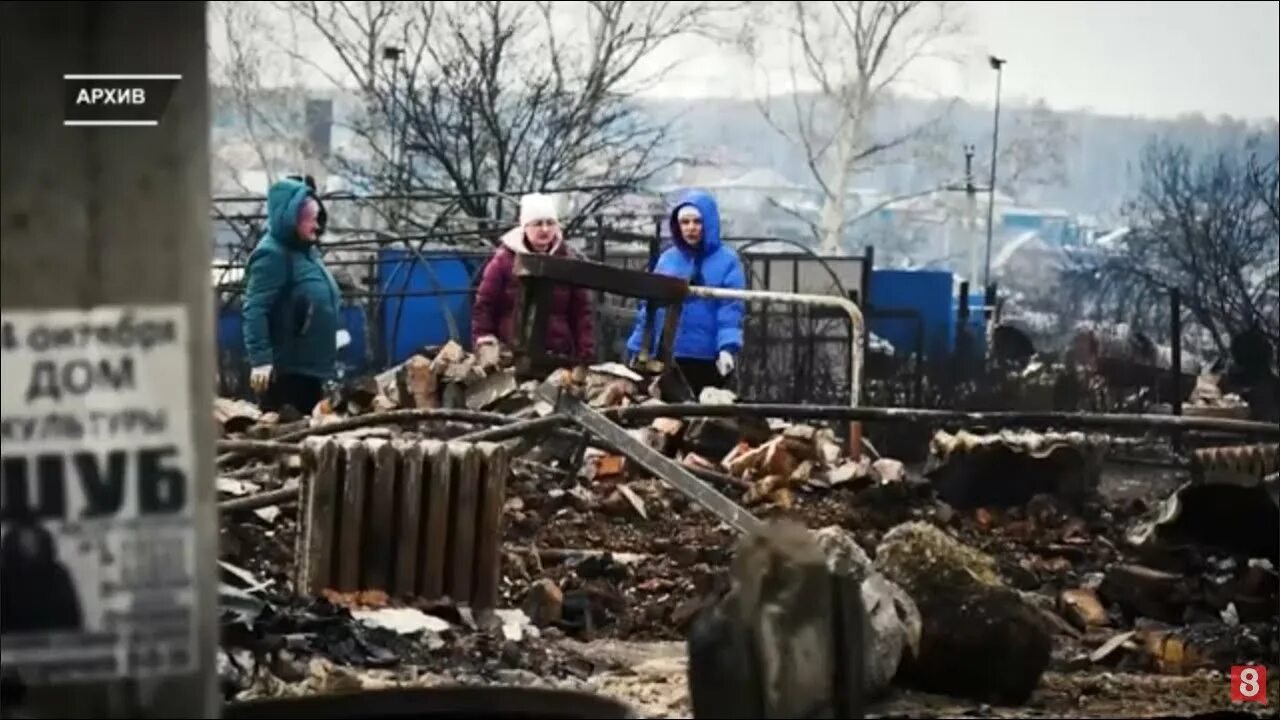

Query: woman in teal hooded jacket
241;176;342;413
627;189;746;396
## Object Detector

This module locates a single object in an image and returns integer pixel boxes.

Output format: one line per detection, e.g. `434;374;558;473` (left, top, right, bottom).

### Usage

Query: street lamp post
982;55;1005;292
384;45;405;231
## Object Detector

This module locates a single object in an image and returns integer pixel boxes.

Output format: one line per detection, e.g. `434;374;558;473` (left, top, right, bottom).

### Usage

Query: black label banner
63;75;181;126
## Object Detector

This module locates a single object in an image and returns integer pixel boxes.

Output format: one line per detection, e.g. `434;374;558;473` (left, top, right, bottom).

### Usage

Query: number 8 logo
1241;668;1260;697
1232;664;1267;704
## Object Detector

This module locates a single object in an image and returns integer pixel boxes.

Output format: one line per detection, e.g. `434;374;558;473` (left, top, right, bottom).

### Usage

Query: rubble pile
219;563;615;703
499;425;1277;710
216;413;303;592
212;342;1279;716
874;521;1052;704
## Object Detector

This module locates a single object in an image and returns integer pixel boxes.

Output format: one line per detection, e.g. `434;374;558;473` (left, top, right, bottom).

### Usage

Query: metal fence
212;213;871;408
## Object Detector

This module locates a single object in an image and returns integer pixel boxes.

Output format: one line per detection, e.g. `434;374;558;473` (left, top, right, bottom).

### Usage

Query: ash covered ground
215;354;1277;717
220;456;1278;718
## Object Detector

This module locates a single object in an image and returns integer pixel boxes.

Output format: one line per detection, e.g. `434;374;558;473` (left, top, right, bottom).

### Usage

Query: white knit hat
519;193;559;226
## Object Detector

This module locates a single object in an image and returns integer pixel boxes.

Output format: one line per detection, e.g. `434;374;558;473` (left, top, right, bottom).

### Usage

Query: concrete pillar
1;2;218;718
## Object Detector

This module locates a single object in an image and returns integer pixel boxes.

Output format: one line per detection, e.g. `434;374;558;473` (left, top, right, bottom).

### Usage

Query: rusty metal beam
536;385;764;535
514;252;688;301
511;252;686;376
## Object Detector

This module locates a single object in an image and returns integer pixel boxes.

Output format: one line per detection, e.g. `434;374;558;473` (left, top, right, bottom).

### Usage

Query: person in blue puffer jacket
627;189;746;396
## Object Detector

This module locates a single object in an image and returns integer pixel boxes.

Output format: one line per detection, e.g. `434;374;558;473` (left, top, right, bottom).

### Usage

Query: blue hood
266;177;313;247
669;188;722;255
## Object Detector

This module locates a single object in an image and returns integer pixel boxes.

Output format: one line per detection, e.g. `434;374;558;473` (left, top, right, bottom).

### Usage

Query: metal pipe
983;55;1006;291
1170;288;1183;453
215;439;301;455
270;408;513;444
219;486;300;513
685;286;866;408
607;404;1280;439
454;415;569;443
216;408;516;465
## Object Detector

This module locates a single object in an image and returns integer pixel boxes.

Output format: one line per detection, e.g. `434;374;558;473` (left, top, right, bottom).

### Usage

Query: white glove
336;329;352;349
250;364;273;393
716;350;735;377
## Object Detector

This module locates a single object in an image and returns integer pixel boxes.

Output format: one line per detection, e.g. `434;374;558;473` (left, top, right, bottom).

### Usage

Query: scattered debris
212;340;1278;715
1060;587;1109;630
524;579;565;628
926;429;1103;510
875;521;1052;705
353;607;452;636
812;526;921;699
215;398;264;435
1128;475;1279;562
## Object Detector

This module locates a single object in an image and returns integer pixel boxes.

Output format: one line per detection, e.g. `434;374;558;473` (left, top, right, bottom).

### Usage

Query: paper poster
0;305;198;684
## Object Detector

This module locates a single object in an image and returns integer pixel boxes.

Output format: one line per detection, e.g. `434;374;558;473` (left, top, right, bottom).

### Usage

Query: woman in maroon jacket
471;193;595;363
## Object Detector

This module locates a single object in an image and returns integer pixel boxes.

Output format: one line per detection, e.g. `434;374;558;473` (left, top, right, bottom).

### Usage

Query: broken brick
475;340;502;370
790;460;814;485
682;453;716;472
522;579;564;627
782;424;817;442
762;438;799;478
744;474;789;506
430;340;466;372
1059;588;1108;629
872;458;906;484
827;459;869;487
465;368;518;410
720;441;752;472
405;355;438;409
594;455;627;480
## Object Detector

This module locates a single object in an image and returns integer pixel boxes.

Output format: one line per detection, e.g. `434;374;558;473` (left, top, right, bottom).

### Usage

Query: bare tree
275;0;731;238
208;1;312;196
735;1;967;252
987;99;1071;199
736;2;1075;255
1064;132;1280;357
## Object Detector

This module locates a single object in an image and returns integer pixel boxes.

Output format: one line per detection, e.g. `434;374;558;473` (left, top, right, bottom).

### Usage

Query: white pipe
685;285;865;408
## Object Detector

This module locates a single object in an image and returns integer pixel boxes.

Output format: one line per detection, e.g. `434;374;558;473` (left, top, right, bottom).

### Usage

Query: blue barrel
376;249;479;365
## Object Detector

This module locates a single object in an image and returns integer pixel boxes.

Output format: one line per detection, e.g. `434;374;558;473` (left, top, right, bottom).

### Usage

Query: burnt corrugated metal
1192;443;1279;479
296;437;510;610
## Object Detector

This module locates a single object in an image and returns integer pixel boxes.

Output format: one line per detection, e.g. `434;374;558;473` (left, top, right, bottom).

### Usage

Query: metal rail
687;285;868;456
686;286;866;407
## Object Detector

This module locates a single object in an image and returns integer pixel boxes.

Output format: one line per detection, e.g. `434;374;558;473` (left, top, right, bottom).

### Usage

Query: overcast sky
639;1;1280;120
209;0;1280;122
